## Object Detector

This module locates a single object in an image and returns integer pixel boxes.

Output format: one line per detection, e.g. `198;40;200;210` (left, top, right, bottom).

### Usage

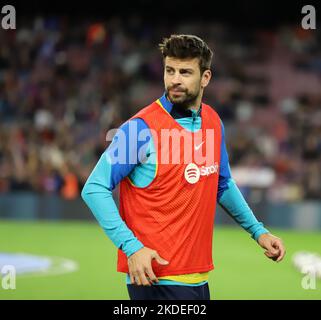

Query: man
82;34;286;300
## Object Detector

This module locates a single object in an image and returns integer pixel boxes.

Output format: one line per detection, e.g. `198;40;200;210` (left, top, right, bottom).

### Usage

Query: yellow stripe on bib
158;272;209;284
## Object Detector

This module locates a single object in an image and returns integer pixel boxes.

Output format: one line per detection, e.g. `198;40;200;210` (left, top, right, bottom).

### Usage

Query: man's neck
170;103;202;119
187;93;203;111
188;104;201;112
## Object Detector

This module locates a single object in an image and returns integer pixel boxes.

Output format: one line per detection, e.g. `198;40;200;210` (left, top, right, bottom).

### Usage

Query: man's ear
201;69;212;88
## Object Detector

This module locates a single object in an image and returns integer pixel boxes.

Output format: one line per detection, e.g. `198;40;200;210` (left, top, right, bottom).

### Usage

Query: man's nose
171;72;182;85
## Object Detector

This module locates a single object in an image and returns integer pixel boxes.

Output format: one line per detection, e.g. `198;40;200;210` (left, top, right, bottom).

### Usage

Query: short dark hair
159;34;213;74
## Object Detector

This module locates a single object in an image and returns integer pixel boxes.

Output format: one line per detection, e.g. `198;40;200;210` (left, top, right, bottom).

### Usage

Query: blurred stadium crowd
0;16;320;202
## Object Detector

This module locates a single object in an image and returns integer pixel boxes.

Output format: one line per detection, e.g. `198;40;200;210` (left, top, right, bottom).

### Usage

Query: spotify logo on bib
184;163;200;184
184;162;219;184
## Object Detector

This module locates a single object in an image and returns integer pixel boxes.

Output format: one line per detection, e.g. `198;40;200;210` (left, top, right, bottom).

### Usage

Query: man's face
164;57;210;107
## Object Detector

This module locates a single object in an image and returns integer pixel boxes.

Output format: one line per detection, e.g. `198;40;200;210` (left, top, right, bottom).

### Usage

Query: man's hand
128;247;169;286
257;233;286;262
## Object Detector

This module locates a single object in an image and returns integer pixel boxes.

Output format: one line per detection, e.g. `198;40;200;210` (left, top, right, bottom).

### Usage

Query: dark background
11;0;321;27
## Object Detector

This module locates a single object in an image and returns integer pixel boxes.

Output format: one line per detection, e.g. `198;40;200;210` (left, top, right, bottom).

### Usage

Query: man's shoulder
130;100;161;120
202;102;220;116
202;102;222;126
118;117;149;135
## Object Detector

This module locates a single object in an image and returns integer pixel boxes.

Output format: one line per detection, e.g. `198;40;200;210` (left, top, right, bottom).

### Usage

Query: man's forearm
218;178;269;241
81;153;144;257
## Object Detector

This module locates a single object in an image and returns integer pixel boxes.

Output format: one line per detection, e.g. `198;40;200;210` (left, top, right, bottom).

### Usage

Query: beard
165;85;200;108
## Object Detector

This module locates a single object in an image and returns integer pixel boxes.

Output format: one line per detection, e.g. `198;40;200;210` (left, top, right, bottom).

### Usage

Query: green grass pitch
0;219;320;300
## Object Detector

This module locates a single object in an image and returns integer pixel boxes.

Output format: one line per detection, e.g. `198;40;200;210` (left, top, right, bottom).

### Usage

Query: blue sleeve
81;118;152;257
106;118;151;189
218;179;270;241
217;120;232;201
217;120;269;241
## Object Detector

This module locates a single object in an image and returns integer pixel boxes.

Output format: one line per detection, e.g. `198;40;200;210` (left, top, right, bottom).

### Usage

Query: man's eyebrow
165;66;194;72
179;68;194;72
